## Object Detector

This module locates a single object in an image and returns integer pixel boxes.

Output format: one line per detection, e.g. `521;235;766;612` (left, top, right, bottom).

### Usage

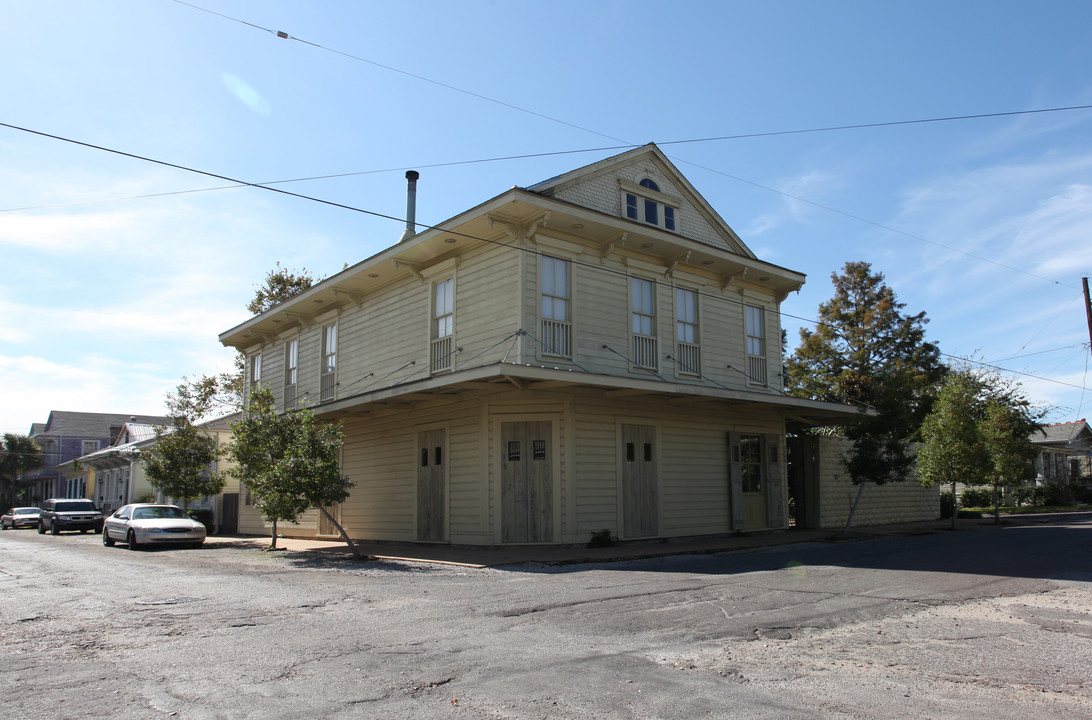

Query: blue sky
2;0;1091;434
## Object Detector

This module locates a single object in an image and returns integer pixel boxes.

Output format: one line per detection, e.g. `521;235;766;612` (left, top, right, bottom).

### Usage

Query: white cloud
0;355;171;434
743;168;842;237
0;210;143;252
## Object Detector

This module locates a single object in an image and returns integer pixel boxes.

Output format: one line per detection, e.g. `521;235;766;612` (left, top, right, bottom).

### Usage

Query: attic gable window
622;178;677;232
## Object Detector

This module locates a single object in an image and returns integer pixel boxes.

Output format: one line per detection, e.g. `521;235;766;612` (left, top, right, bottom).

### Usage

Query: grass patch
959;505;1089;515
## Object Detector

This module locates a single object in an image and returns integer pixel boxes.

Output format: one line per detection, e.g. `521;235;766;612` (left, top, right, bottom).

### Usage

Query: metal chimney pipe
399;170;420;243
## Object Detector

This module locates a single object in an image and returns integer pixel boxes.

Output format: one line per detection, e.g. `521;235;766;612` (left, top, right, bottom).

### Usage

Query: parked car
103;504;206;550
38;498;104;535
1;506;41;529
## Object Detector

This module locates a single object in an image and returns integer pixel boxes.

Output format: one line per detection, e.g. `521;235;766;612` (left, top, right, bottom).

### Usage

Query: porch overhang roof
310;362;865;426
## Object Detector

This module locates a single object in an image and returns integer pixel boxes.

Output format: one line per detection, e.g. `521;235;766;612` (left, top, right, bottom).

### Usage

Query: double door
500;421;553;543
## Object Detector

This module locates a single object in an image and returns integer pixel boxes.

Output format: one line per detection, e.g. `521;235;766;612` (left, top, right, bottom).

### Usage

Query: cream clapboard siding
247;243;524;415
565;393;786;542
568;254;630;374
452;242;523;368
527;240;780;391
659;424;731;536
338;391;503;543
231;385;791;544
337;283;427;401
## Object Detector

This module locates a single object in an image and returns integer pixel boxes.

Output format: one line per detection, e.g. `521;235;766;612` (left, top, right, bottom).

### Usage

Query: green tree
247;262;315;315
143;379;227;510
917;371;989;528
0;434;43;509
225;386;360;556
919;369;1043;527
785;262;947;529
981;399;1038;522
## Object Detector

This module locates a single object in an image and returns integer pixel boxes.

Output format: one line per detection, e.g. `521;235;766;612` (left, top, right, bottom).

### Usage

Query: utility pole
1084;277;1092;361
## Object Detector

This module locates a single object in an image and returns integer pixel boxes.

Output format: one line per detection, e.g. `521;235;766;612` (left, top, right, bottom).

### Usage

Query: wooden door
501;421;553;543
220;493;239;535
739;433;767;530
417;429;446;542
622;424;658;538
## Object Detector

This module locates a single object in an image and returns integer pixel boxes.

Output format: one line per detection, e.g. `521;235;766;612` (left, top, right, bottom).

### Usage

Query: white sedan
103;504;206;550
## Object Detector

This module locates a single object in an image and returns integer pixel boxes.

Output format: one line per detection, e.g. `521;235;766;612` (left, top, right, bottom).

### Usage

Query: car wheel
127;530;140;551
50;521;59;536
103;530;115;547
94;526;103;534
1;521;7;530
80;529;88;534
37;522;45;534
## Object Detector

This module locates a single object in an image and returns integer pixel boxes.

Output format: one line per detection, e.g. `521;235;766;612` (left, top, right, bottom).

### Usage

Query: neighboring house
60;421;156;515
70;413;243;533
220;144;859;546
1031;420;1092;485
21;411;171;504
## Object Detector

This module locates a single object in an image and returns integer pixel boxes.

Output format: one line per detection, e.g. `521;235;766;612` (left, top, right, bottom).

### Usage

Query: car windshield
55;502;95;512
14;508;38;515
132;506;189;520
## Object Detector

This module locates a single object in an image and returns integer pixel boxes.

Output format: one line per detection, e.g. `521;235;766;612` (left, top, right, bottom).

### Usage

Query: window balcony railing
541;319;572;358
632;334;658;370
747;355;767;385
676;342;701;375
431;335;453;374
320;371;336;402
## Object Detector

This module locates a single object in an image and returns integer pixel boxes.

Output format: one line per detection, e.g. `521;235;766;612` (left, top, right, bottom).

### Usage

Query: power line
2;120;1087;396
167;0;1086;291
172;0;1092;150
171;0;628;145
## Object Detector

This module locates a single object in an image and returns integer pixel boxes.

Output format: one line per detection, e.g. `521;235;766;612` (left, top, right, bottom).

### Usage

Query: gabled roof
32;411;171;440
1031;420;1092;450
526;143;755;258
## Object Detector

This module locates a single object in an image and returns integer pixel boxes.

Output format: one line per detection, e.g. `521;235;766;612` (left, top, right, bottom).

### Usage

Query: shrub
959;487;994;508
187;508;215;533
1012;485;1037;507
1038;483;1073;506
1074;485;1092;505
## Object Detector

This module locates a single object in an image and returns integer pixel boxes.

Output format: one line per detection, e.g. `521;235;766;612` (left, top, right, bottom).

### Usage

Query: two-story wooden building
219;144;857;545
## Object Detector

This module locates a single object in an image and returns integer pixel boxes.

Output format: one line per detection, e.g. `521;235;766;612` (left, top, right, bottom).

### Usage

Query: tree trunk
842;481;866;536
269;518;279;550
993;480;1001;525
319;506;365;559
950;480;957;530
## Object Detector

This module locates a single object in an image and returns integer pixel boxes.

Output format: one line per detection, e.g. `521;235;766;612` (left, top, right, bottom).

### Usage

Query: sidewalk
203;516;1001;568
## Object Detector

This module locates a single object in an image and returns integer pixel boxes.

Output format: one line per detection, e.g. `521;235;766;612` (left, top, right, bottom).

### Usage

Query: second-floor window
630;277;657;369
249;353;262;388
321;324;337;401
431;277;454;373
284;338;298;409
540;256;571;358
675;288;700;376
745;305;766;385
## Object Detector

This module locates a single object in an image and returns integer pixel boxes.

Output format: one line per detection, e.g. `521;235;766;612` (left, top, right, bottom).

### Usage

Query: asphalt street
1;515;1090;719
